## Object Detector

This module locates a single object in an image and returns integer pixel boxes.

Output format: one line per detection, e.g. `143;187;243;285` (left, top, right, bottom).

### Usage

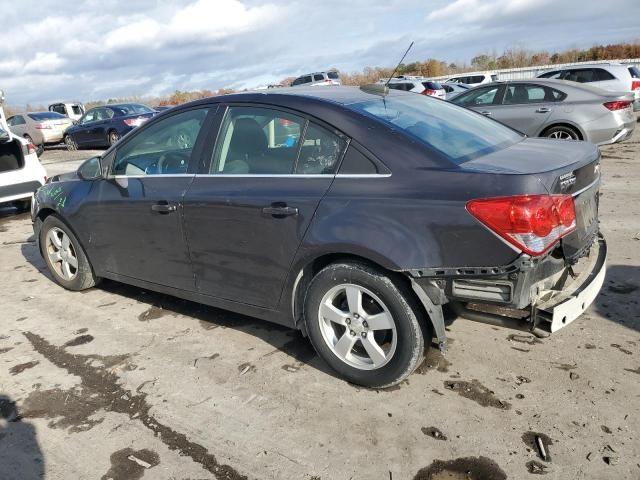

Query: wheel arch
539;122;585;141
289;252;442;346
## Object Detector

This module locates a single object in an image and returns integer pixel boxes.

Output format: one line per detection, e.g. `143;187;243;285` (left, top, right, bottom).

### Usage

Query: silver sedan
450;79;636;145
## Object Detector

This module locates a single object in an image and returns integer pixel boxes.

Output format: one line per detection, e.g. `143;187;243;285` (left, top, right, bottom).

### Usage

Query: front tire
39;215;97;291
304;262;428;388
108;130;120;146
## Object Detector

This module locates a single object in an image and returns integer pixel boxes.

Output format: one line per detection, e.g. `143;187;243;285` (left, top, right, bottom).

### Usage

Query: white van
48;102;85;121
445;72;498;86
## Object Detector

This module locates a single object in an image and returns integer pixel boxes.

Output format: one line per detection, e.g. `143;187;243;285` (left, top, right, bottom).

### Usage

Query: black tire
39;215;98;291
543;125;580;141
304;261;429;388
108;130;120;146
36;143;45;156
64;135;77;151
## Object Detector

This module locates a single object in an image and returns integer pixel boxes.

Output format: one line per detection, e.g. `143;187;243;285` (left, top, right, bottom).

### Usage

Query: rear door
85;106;214;289
490;83;554;136
183;104;347;309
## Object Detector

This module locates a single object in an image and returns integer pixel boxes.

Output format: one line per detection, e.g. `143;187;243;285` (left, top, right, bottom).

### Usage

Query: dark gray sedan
31;86;606;388
450;79;635;145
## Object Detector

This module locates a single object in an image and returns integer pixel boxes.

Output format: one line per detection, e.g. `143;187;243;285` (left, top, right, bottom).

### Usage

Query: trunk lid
461;138;601;261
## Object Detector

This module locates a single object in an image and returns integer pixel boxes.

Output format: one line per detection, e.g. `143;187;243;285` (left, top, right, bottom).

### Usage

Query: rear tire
39;215;98;291
304;261;428;388
23;135;44;156
108;130;119;146
64;135;77;151
543;125;580;141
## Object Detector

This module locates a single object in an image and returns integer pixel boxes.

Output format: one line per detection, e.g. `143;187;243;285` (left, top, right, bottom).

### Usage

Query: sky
0;0;638;106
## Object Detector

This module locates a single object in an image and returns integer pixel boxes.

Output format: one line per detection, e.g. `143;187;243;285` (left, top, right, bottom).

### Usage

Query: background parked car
442;82;472;100
63;103;156;150
7;111;73;155
291;71;341;87
386;79;446;98
48;102;85;121
0;101;46;209
445;72;498;86
450;79;636;145
537;63;640;111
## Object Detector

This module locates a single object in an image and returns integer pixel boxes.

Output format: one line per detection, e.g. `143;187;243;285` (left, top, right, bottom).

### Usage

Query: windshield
348;94;522;163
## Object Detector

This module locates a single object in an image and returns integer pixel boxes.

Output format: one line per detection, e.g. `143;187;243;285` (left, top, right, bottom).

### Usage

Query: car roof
479;78;629;98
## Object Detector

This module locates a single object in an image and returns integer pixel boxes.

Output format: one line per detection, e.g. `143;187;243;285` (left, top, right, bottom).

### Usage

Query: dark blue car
63;103;156;150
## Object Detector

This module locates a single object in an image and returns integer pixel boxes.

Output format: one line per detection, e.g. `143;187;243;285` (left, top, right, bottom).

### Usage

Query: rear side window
539;70;561;79
295;123;346;174
327;71;339;79
50;105;66;114
629;66;640;78
549;88;567;102
350;94;522;164
313;74;324;81
339;146;378;174
28;112;66;121
9;115;26;125
564;69;614;83
503;85;546;104
303;76;312;84
595;69;616;81
470;76;484;83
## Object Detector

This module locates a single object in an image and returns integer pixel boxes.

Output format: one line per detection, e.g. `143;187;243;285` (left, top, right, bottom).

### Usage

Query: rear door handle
262;203;298;218
480;111;492;116
536;107;551;113
151;202;177;214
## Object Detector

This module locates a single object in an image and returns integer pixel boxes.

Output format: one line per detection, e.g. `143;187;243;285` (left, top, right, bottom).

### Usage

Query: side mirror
77;156;102;181
0;128;11;144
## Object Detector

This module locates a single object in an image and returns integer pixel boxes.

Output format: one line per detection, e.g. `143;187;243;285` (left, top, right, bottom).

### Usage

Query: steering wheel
157;151;189;174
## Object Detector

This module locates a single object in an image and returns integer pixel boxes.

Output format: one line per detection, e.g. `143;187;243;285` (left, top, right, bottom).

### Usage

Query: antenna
385;41;414;88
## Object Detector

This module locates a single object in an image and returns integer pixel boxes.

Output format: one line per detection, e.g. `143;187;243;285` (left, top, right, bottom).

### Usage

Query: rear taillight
632;80;640;91
603;100;631;111
467;195;576;256
421;89;437;96
123;118;141;127
34;123;52;129
24;143;37;155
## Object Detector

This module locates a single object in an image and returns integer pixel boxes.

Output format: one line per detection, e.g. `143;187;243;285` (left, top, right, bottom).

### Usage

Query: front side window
81;110;97;124
453;86;501;107
112;108;209;176
314;74;324;81
350;94;522;164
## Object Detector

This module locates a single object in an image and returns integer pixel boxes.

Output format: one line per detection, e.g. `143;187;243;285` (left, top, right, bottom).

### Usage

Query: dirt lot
1;130;639;480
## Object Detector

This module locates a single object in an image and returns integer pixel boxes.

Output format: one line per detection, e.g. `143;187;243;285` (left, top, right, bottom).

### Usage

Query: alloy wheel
318;283;397;370
548;129;577;140
46;227;78;281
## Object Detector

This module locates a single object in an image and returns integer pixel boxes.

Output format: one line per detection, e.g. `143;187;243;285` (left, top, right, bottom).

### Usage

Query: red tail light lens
422;89;437;96
632;80;640;91
25;143;37;155
467;195;576;256
603;100;631;111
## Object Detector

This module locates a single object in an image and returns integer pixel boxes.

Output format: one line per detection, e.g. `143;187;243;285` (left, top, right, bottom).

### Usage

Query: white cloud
23;52;65;74
428;0;545;23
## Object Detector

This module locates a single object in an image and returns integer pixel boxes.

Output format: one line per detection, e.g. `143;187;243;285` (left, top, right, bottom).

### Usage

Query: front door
183;105;347;309
85;106;214;290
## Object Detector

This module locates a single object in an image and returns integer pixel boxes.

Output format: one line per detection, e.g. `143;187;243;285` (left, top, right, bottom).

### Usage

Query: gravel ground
0;127;639;480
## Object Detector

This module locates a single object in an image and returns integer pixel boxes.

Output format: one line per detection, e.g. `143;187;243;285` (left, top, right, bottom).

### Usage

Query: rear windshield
28;112;66;121
327;71;340;79
629;66;640;78
110;104;154;116
422;81;443;90
348;94;522;164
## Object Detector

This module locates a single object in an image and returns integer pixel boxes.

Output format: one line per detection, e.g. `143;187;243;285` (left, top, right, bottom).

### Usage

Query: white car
537;63;640;111
445;72;498;86
48;102;85;121
0;94;47;209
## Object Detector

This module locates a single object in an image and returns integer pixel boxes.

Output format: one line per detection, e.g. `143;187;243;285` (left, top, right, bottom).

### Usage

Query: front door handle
480;111;492;116
151;202;177;214
536;107;551;113
262;203;298;218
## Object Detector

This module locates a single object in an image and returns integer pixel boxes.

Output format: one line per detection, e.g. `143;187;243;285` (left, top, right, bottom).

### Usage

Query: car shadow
594;263;640;333
0;394;45;480
19;243;344;383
